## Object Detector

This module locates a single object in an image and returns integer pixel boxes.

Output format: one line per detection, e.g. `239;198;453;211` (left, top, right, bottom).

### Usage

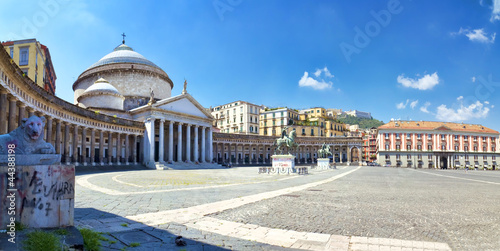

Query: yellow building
2;39;56;94
259;107;299;136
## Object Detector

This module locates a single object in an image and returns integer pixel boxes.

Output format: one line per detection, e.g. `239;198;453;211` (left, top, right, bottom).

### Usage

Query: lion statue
0;115;55;154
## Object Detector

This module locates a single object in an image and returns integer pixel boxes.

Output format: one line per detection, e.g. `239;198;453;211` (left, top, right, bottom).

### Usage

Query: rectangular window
407;145;411;150
396;133;400;139
465;146;468;151
428;154;432;160
407;154;411;159
396;154;400;160
311;129;314;135
396;145;400;150
474;136;477;141
385;144;389;150
493;156;496;160
454;135;458;140
464;136;468;141
19;47;29;66
385;154;389;160
455;145;458;151
407;134;411;139
474;146;477;151
465;155;469;160
9;47;13;58
417;145;422;150
428;134;432;140
474;155;478;160
441;134;445;140
418;154;422;160
484;155;487;160
385;133;389;139
417;134;421;139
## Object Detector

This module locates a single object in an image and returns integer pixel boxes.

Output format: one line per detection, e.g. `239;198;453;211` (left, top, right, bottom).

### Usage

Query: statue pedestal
1;165;75;228
270;155;295;174
317;158;330;170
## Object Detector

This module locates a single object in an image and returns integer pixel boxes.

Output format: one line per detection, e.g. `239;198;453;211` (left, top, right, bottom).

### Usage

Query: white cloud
435;99;491;121
457;96;463;101
420;102;431;113
396;99;409;109
491;0;500;22
410;100;419;109
397;72;440;90
323;67;334;78
298;71;333;90
314;69;322;77
472;76;476;82
454;28;496;43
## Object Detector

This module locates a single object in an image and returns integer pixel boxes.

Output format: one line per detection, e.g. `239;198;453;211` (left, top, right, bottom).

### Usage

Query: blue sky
1;0;500;130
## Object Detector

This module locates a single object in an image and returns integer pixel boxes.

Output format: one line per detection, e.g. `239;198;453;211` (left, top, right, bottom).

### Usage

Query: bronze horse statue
273;128;298;155
317;143;332;158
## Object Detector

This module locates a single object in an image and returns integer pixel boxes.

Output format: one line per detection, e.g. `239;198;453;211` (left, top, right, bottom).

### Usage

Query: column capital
159;119;165;123
17;102;26;107
8;96;17;102
178;122;184;126
0;89;8;95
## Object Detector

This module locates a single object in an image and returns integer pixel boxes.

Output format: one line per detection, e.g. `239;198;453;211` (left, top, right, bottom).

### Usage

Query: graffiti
1;165;74;228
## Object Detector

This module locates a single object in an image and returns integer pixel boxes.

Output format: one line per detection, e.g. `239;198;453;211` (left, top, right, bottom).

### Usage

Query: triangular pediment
434;125;452;131
154;94;212;119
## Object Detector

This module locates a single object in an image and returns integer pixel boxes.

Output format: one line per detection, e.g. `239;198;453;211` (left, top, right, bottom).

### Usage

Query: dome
87;44;160;70
81;78;121;96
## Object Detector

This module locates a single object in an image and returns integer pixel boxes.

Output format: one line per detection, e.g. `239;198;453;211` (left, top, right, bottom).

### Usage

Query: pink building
377;121;499;169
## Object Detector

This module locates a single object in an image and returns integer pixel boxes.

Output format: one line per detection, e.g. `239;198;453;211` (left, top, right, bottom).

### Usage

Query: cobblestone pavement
73;165;500;250
210;167;500;251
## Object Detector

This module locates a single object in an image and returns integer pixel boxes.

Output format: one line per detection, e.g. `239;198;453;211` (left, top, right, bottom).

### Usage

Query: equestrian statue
317;143;332;158
273;127;298;155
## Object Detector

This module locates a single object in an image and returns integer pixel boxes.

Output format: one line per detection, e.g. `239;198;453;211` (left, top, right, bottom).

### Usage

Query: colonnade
143;118;213;167
212;139;361;165
0;90;142;166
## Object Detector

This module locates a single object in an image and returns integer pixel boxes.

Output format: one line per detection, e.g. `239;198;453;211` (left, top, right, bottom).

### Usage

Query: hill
338;115;384;129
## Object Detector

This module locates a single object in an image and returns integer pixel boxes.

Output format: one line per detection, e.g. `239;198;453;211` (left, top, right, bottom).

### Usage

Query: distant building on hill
344;110;371;119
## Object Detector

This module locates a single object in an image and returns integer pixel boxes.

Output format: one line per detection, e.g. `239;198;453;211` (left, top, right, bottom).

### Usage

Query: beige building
211;101;263;134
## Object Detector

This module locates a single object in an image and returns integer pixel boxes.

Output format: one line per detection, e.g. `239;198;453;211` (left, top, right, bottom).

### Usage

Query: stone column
99;130;104;165
17;103;26;126
168;121;174;163
55;120;61;154
8;97;17;132
209;128;213;162
0;90;7;134
116;133;121;165
214;142;218;163
72;125;79;165
28;108;35;118
125;134;130;165
186;124;191;162
159;119;165;163
177;123;183;162
133;134;138;164
194;126;199;162
201;127;206;162
46;116;53;145
347;147;352;163
228;143;232;163
64;123;70;165
81;127;87;166
146;118;155;166
108;132;113;165
90;129;95;166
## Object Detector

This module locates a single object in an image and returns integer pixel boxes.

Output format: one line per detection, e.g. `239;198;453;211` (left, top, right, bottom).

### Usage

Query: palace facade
377;121;500;169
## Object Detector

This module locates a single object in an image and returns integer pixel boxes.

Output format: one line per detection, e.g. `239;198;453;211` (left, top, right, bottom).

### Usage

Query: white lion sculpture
0;115;55;154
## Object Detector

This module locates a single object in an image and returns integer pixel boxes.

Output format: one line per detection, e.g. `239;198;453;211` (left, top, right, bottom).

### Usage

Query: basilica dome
73;42;174;111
